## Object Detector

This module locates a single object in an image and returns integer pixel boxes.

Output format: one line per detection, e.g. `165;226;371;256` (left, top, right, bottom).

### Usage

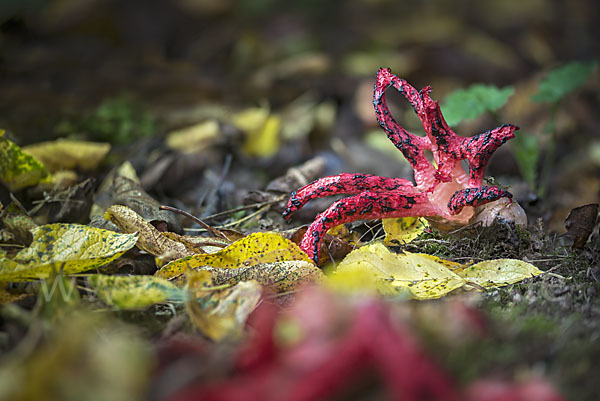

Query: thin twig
202;194;287;221
159;205;230;241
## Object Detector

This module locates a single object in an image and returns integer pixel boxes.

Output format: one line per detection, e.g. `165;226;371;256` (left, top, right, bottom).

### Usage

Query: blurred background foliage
0;0;598;229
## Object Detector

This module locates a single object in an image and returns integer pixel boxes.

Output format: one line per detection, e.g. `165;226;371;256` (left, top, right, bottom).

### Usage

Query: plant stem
538;102;559;198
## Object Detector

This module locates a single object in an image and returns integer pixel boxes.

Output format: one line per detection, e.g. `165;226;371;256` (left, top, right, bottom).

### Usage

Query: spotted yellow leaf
457;259;543;287
88;274;184;309
332;242;465;299
0;224;137;281
0;129;50;191
330;242;544;299
155;232;313;279
383;217;429;245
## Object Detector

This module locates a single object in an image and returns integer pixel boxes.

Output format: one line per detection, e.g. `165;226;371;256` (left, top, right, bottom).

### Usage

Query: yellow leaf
186;271;261;341
206;260;324;293
166;120;221;154
383;217;429;245
104;205;197;264
22;139;110;172
234;107;281;157
155;232;313;279
0;129;51;191
88;274;184;309
332;243;466;299
457;259;543;288
0;224;137;281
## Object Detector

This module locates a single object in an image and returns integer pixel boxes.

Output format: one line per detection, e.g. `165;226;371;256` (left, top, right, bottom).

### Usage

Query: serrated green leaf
88;274;184;309
0;130;51;191
0;224;137;281
531;61;597;103
442;84;515;126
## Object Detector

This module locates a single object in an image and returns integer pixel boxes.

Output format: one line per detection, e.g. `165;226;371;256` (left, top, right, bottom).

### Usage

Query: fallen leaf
22;139;110;172
383;217;429;246
155;232;313;280
456;259;543;287
92;163;183;234
88;274;184;309
166;119;221;154
332;243;466;299
104;205;196;264
564;203;599;249
234;106;281;158
186;271;261;341
0;129;50;191
206;260;324;293
0;223;137;281
331;243;543;299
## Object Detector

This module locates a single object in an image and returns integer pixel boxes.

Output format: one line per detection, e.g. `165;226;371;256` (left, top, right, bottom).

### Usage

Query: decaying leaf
564;203;599;249
22;139;110;172
186;271;261;341
88;274;184;309
0;129;50;191
206;260;324;293
155;232;313;279
166;119;222;154
0;224;137;281
91;162;183;234
0;202;37;245
331;242;543;299
383;217;429;246
104;205;196;264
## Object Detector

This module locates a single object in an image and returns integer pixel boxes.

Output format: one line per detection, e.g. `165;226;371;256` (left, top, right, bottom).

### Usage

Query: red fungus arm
373;68;437;189
299;190;439;263
282;173;417;219
459;124;518;187
447;186;512;215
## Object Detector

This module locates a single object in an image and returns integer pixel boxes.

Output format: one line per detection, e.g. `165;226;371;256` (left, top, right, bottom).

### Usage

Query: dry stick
221;204;272;228
159;205;231;241
202;194;287;221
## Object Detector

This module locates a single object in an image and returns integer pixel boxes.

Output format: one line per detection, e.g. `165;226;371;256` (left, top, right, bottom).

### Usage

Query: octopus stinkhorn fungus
283;68;526;264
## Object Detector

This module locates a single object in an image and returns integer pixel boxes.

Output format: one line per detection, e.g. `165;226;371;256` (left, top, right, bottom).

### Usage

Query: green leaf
88;274;184;309
512;132;540;189
0;224;137;281
442;85;515;126
0;129;51;191
531;61;597;103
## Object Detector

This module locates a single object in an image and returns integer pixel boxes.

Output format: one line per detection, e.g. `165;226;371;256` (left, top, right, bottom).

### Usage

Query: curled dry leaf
104;205;197;265
186;271;262;341
564;203;598;249
0;223;137;281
